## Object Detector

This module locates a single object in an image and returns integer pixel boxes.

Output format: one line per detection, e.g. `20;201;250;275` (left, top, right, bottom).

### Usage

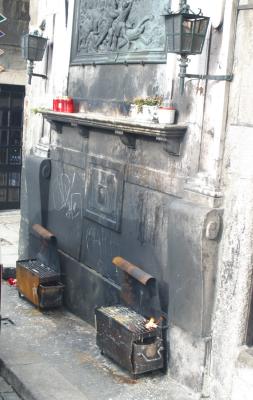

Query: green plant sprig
133;96;163;112
31;107;49;115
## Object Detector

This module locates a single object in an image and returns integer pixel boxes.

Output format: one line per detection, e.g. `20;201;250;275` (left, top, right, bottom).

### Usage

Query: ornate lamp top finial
179;0;190;13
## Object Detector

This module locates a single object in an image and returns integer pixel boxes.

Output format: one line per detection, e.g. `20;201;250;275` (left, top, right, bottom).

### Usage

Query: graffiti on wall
52;172;83;221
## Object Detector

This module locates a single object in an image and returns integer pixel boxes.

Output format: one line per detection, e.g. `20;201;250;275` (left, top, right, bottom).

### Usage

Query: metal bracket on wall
51;120;63;134
32;73;47;79
156;136;181;156
182;73;233;81
70;123;89;138
27;61;47;84
178;56;233;95
115;130;136;149
47;119;89;137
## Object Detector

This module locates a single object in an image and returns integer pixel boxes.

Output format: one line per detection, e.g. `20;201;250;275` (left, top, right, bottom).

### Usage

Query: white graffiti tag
53;173;82;220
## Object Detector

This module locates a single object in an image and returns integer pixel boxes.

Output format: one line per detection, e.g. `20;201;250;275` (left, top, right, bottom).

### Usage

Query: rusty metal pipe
32;224;56;241
112;257;155;286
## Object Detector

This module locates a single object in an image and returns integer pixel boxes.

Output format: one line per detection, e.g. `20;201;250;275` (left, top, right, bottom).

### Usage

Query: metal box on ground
16;224;64;309
95;305;164;376
16;260;63;308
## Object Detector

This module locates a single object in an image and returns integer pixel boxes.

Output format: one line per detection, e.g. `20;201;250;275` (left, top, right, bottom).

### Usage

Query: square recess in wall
85;155;125;232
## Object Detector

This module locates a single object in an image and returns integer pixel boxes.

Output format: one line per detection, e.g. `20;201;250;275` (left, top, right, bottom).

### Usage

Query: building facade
20;1;253;399
0;0;29;209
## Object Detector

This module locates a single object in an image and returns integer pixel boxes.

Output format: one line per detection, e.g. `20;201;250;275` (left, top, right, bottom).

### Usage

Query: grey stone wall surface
209;7;253;400
17;117;220;396
19;0;253;398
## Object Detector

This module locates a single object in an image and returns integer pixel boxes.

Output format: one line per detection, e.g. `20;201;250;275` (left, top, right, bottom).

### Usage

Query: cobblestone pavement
0;376;21;400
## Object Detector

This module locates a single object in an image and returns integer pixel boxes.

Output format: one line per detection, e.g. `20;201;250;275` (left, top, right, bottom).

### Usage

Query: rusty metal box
16;259;63;309
95;305;164;376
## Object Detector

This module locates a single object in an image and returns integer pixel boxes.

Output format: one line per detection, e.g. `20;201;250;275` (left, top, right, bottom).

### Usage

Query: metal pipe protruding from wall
32;224;56;242
27;60;47;85
112;256;155;286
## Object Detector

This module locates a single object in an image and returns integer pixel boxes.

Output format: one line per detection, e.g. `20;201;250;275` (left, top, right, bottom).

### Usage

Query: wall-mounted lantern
164;0;233;95
21;32;48;85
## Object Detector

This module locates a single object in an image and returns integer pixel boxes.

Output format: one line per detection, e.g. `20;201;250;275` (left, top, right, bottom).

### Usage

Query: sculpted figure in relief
95;0;120;50
78;0;154;53
108;0;133;50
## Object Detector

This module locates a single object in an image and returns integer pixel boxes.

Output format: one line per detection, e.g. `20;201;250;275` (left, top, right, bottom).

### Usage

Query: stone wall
210;4;253;400
20;1;253;399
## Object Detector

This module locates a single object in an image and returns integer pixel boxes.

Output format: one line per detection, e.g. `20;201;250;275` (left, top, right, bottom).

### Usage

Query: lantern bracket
32;73;47;79
181;73;233;81
27;60;47;85
178;56;233;95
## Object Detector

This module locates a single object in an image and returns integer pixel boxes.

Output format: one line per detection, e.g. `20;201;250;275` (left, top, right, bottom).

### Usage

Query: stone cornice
41;110;187;156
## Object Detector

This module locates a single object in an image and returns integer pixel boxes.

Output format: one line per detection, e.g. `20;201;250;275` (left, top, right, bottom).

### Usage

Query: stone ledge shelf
41;110;187;156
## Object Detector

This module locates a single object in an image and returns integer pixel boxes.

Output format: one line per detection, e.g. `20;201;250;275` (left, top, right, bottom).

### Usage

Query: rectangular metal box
16;259;64;309
95;305;164;376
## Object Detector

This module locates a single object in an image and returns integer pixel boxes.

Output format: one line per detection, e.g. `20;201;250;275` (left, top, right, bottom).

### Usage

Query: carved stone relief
71;0;169;65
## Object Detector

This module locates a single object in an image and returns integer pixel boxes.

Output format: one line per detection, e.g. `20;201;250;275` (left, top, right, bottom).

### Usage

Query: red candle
57;98;64;112
66;97;74;113
53;98;58;111
53;97;74;113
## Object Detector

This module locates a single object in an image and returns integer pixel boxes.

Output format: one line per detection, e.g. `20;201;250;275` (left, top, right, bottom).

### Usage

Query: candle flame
145;317;158;330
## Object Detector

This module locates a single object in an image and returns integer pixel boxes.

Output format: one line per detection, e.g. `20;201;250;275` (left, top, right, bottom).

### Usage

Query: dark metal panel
47;161;84;260
120;184;172;315
84;155;125;232
81;181;172;314
71;0;169;65
59;251;121;326
80;218;121;283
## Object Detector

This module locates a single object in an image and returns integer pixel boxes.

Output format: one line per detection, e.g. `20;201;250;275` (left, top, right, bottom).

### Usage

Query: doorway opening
0;84;24;210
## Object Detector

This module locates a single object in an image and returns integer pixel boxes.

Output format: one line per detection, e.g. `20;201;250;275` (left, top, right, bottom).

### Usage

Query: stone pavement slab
0;376;21;400
1;394;21;400
0;377;13;393
1;361;88;400
0;211;20;271
0;283;199;400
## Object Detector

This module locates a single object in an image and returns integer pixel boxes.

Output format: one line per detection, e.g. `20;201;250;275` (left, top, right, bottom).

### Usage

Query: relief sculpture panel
71;0;169;65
